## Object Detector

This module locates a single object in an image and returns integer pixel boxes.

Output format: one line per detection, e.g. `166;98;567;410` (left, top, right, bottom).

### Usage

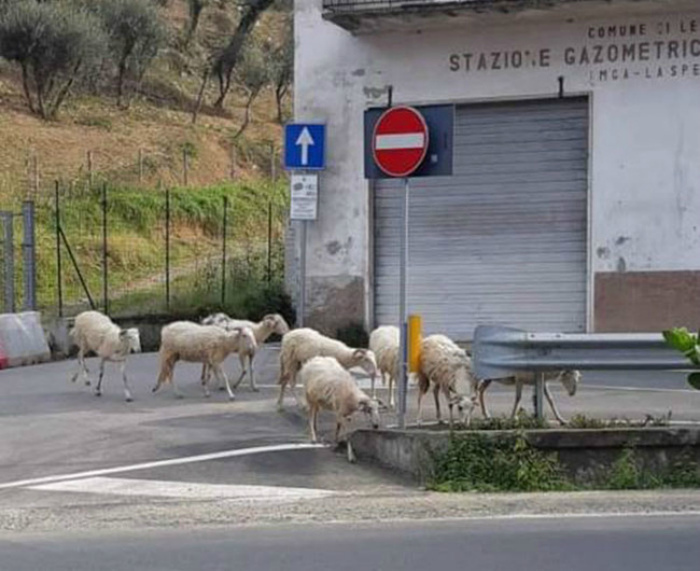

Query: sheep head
560;369;581;396
352;348;377;380
201;312;229;327
119;328;141;354
358;397;381;429
263;313;290;336
231;326;257;355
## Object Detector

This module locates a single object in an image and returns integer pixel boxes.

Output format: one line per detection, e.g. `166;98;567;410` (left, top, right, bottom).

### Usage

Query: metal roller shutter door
373;97;589;341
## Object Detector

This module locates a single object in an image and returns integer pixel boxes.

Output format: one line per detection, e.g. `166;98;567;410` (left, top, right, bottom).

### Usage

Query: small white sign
290;174;319;221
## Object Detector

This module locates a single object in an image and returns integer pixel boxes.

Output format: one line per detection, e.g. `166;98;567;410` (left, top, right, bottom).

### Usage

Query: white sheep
301;356;381;463
69;310;141;402
416;334;477;428
277;327;378;411
369;325;400;408
153;321;257;400
200;312;290;391
477;369;581;425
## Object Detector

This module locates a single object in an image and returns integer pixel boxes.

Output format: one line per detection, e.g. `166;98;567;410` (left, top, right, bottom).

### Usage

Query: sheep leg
416;383;427;426
308;406;319;443
276;381;287;411
478;379;492;419
388;374;395;409
248;355;257;392
232;354;248;389
214;363;235;401
370;372;376;400
510;381;524;419
444;385;455;429
544;382;567;425
201;362;211;399
120;361;133;402
95;359;106;397
433;383;442;424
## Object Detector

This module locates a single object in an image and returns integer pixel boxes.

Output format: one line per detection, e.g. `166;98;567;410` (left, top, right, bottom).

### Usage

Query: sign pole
398;177;410;428
299;219;307;328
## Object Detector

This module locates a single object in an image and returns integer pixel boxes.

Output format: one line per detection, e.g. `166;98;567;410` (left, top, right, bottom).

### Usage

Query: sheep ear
119;329;128;338
353;349;365;358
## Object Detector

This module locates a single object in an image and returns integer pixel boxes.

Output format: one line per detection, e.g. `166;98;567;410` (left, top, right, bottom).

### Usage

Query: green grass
23;179;288;317
429;433;700;493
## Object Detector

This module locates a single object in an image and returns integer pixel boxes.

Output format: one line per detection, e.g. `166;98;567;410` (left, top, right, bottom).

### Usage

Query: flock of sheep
68;310;581;462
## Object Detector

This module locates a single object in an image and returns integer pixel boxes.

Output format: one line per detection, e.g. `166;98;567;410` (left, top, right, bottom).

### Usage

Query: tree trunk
49;61;82;118
185;0;205;46
212;0;275;109
191;67;210;125
275;82;288;124
117;55;128;108
232;89;258;140
20;63;36;114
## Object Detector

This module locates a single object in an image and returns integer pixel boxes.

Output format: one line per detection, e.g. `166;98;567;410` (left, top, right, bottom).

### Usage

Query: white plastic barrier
0;312;51;369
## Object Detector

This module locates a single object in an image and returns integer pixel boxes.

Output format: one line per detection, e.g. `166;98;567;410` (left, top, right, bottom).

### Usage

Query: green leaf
687;372;700;390
663;328;697;353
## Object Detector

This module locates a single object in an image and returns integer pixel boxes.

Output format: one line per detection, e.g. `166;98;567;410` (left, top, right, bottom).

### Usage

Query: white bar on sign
375;133;425;150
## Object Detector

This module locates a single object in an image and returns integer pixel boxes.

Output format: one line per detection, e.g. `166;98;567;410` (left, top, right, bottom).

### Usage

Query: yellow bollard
408;314;422;373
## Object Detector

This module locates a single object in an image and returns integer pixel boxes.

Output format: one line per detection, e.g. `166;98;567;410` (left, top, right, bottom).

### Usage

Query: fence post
165;187;171;311
230;146;236;180
87;150;94;189
222;196;228;306
182;149;189;186
102;183;109;316
1;211;15;313
138;149;144;185
22;201;37;311
267;201;272;284
270;142;276;181
55;182;63;317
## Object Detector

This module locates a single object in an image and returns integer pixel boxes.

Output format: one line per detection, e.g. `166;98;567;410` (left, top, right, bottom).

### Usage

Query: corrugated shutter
373;97;589;341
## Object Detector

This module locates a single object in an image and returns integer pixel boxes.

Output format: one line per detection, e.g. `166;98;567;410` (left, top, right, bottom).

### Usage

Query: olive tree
0;0;106;119
270;25;293;123
231;41;272;139
94;0;166;108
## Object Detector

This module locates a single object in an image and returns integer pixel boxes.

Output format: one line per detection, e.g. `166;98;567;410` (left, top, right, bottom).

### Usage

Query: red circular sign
372;106;429;178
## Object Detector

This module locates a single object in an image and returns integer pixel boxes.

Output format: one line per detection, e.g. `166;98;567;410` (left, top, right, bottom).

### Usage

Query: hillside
0;0;294;323
0;0;292;200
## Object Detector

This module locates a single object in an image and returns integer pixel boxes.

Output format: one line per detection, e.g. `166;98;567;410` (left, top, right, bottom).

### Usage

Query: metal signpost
365;102;454;428
284;124;326;327
371;106;429;429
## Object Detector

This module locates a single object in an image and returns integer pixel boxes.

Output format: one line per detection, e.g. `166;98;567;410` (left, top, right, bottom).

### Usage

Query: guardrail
472;325;699;419
323;0;462;11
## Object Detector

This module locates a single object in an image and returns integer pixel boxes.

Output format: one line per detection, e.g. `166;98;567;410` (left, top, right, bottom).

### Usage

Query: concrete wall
295;0;700;333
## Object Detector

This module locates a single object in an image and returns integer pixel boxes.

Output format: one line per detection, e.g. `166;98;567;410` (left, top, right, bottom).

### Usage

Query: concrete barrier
0;312;51;368
350;426;700;484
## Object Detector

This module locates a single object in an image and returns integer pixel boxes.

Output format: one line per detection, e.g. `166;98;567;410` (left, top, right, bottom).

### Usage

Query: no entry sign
372;106;429;178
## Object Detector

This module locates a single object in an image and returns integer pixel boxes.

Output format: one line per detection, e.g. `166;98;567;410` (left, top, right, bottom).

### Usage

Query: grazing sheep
277;328;377;411
153;321;257;400
416;334;477;428
301;356;381;463
69;310;141;402
369;325;400;408
477;369;581;425
200;313;290;391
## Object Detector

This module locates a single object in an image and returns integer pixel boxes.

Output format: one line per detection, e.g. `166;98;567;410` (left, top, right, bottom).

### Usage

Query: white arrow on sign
295;127;315;166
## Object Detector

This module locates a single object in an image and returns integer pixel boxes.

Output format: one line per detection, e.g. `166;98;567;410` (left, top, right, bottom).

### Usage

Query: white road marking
584;384;700;394
375;133;425;150
0;443;326;491
29;476;336;502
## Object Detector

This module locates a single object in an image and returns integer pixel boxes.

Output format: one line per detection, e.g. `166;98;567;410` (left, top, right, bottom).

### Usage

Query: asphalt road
2;514;700;571
2;347;700;535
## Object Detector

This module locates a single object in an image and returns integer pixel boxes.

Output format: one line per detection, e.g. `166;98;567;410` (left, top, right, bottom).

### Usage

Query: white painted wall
295;0;700;326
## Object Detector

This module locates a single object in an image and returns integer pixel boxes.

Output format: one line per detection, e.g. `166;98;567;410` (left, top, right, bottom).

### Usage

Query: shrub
92;0;166;107
0;0;106;118
430;432;570;492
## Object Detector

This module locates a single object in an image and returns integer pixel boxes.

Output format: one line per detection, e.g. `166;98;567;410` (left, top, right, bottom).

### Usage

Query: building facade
291;0;700;340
